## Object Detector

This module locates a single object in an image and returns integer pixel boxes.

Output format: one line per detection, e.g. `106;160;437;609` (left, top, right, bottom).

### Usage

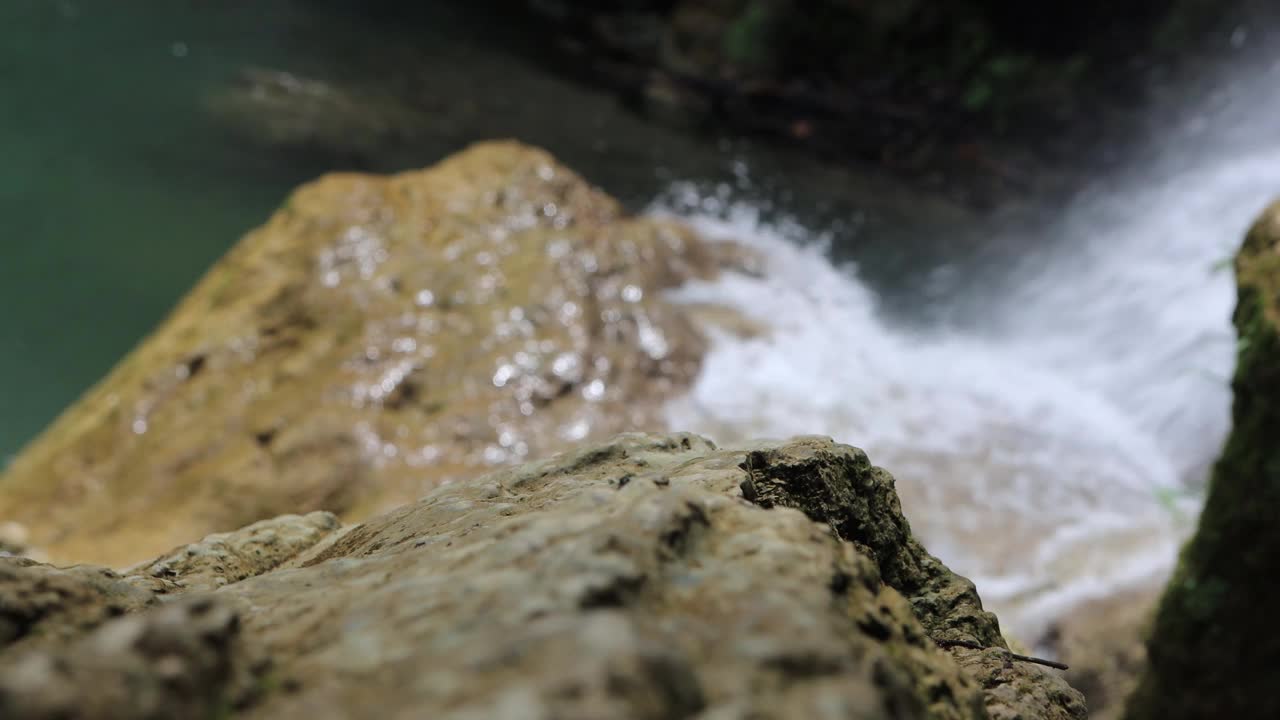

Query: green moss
963;82;995;111
741;444;1005;648
208;700;235;720
1126;203;1280;719
722;1;778;71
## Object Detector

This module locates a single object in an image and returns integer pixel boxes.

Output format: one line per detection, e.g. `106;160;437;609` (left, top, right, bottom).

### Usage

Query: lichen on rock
0;434;1083;719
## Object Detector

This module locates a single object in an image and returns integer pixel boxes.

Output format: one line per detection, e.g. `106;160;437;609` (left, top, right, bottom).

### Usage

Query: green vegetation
1126;203;1280;719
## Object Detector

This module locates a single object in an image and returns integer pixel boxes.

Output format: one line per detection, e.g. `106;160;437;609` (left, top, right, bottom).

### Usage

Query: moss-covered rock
0;141;747;567
0;434;1085;719
1125;200;1280;719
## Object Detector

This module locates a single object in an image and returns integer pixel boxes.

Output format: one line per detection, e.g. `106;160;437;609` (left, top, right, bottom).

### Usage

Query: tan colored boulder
0;141;738;567
0;434;1085;719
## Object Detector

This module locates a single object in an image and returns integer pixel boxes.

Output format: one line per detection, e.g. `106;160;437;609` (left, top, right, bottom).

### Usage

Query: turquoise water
0;1;681;459
0;1;980;461
0;1;335;458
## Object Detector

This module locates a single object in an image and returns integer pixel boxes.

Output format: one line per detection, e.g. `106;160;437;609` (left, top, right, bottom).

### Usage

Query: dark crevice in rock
183;354;207;379
578;575;649;610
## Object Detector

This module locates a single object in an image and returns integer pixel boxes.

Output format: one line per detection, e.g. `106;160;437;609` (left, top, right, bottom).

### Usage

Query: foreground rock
0;434;1083;719
1125;201;1280;718
0;141;747;567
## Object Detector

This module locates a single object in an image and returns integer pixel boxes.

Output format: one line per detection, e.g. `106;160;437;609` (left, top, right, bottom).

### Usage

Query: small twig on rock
932;638;1069;671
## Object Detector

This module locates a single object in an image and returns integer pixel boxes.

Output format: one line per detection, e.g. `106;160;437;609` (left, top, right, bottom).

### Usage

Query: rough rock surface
0;559;154;655
125;512;343;596
1125;200;1280;719
0;434;1084;719
0;595;257;720
0;141;747;567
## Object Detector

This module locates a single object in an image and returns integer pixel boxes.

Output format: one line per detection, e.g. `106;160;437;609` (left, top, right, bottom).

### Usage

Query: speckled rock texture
0;434;1083;719
1125;200;1280;719
0;141;749;567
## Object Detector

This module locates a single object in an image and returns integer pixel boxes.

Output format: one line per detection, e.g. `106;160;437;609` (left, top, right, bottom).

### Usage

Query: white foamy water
650;137;1280;638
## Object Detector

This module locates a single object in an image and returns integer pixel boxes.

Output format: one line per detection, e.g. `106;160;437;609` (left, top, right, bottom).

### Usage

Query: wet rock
0;141;741;567
1126;200;1280;719
0;434;1084;719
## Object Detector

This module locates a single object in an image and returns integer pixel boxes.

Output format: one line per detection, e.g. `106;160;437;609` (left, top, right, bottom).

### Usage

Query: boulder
1125;200;1280;718
0;434;1084;719
0;141;743;567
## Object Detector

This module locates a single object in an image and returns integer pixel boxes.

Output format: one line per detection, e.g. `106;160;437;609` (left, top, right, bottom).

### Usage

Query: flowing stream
656;45;1280;638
